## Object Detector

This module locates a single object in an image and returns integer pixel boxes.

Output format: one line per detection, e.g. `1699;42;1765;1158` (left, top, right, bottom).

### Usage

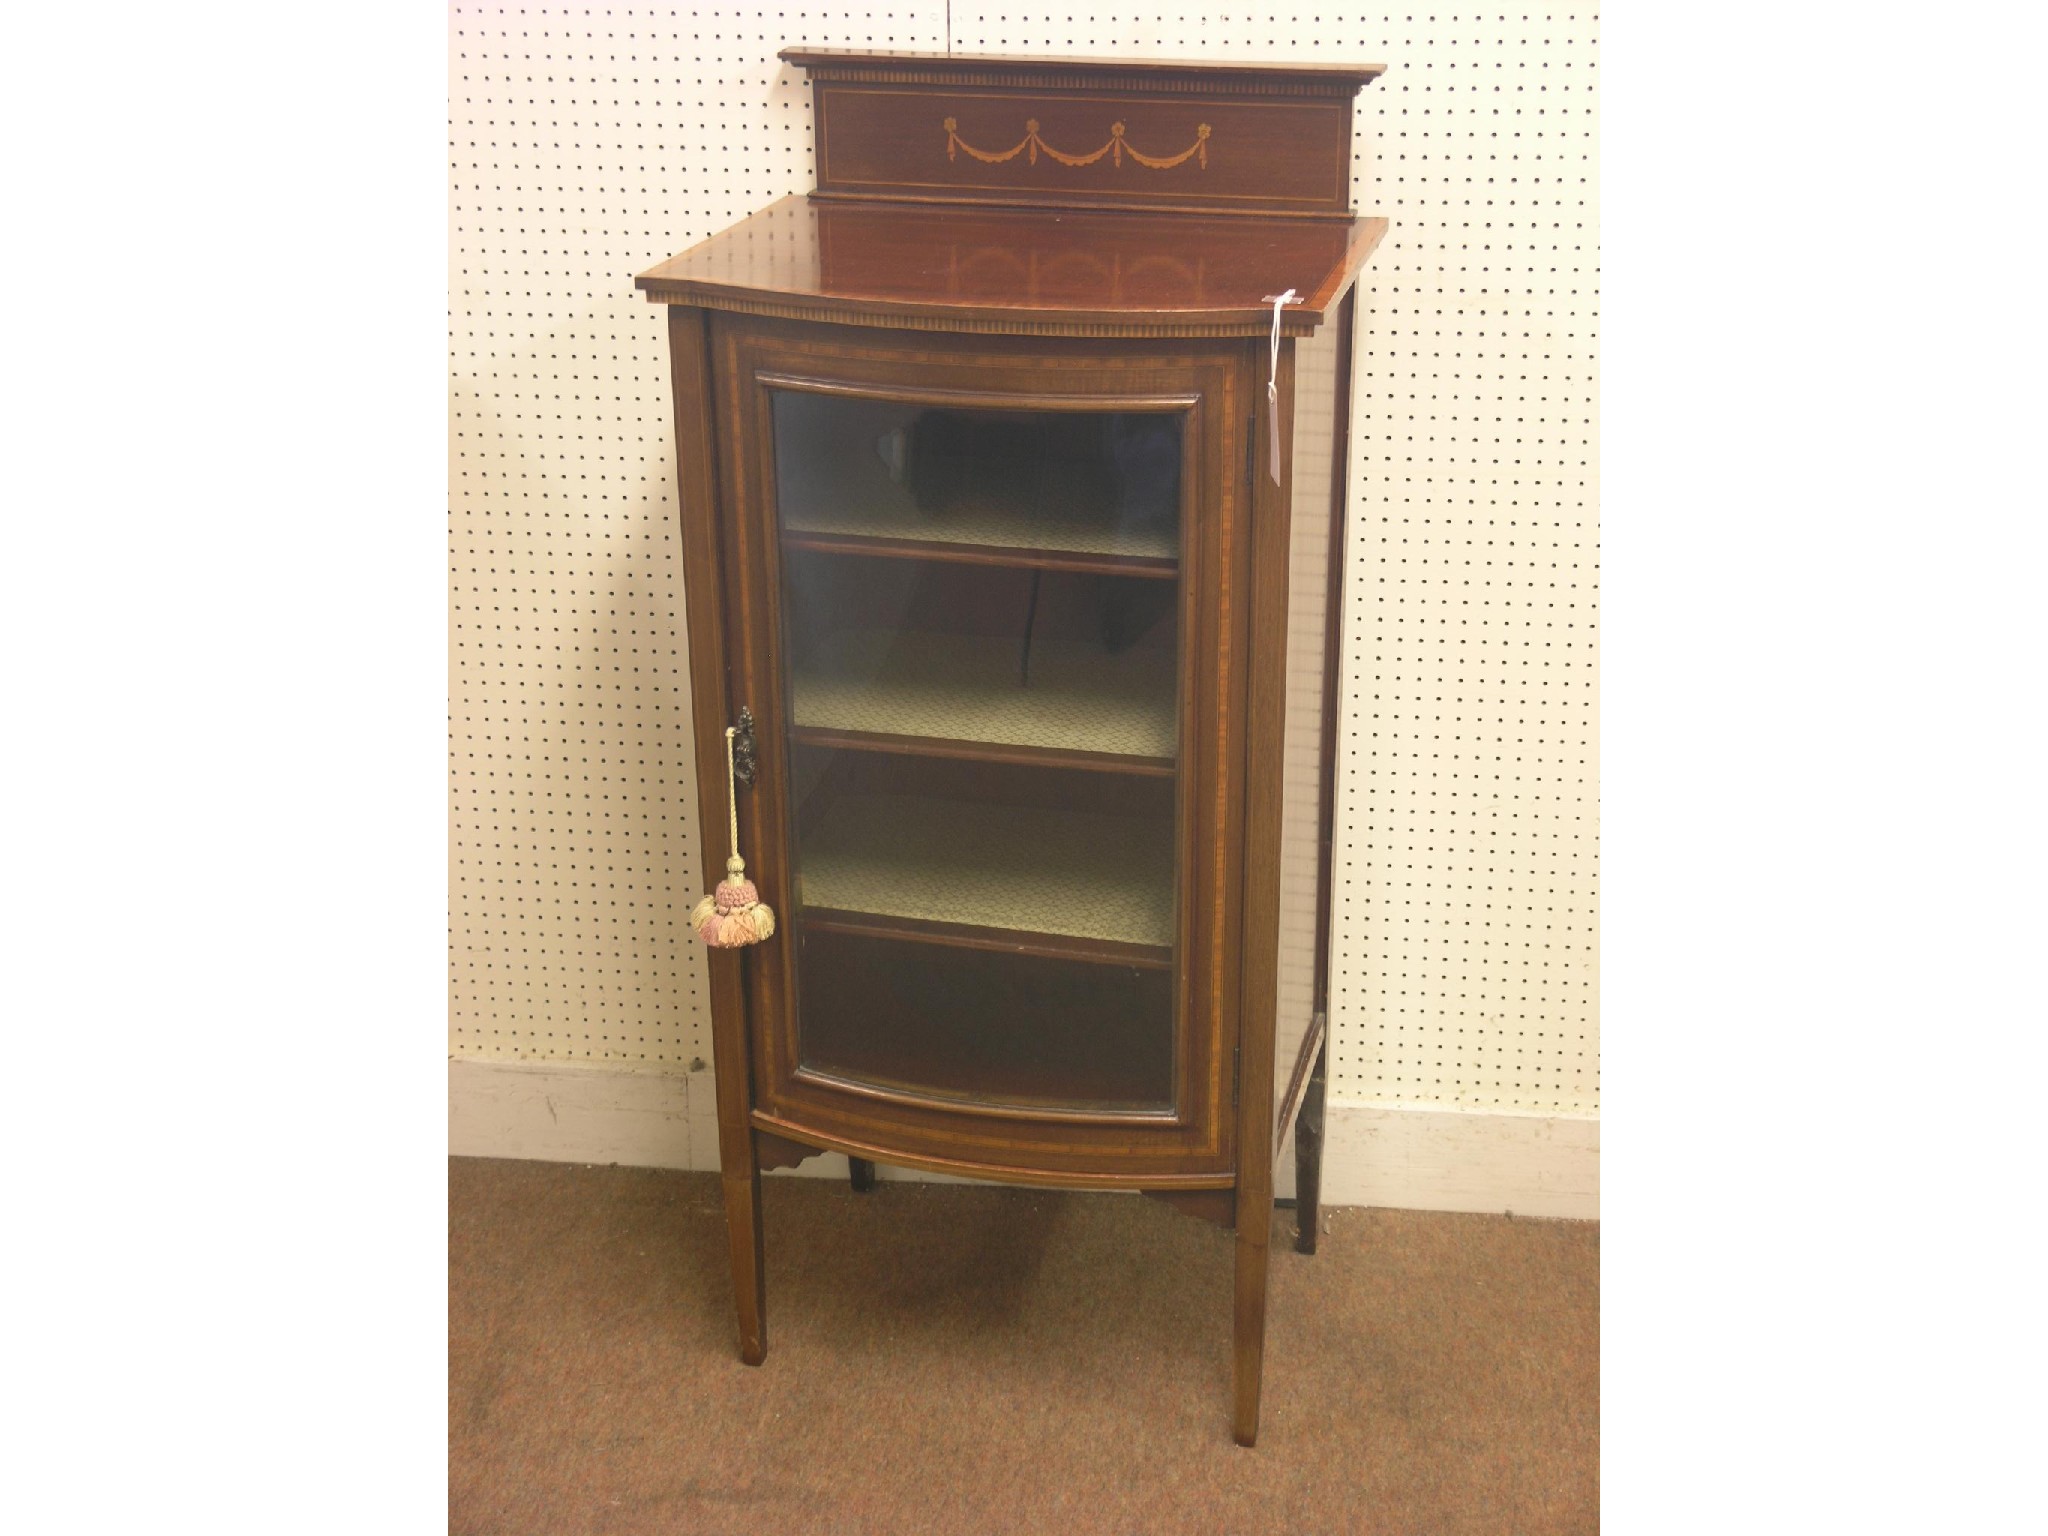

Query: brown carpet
450;1157;1597;1534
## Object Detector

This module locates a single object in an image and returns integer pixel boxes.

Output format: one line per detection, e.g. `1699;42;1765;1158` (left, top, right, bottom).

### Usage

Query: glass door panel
770;390;1185;1112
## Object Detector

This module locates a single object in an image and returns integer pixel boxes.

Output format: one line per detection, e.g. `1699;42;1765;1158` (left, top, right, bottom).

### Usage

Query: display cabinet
638;47;1385;1445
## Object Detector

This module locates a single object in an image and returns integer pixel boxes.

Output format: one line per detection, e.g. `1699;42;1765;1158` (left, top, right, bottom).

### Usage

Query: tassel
691;723;776;949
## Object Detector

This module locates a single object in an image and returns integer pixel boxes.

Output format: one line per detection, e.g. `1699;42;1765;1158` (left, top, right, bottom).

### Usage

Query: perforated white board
449;5;1599;1117
449;3;947;1070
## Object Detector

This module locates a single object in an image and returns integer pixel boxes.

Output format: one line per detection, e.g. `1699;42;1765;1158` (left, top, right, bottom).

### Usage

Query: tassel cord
1261;288;1299;487
691;718;775;948
725;725;741;868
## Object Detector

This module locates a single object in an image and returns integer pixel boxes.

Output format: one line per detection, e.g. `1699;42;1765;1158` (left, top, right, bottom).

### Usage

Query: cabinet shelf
796;792;1176;957
779;461;1179;577
799;909;1173;971
796;926;1174;1108
780;529;1177;580
790;630;1177;772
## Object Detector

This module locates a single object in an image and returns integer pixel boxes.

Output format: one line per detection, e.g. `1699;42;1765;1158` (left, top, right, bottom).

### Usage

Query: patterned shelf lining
791;630;1177;760
797;793;1176;949
780;459;1178;562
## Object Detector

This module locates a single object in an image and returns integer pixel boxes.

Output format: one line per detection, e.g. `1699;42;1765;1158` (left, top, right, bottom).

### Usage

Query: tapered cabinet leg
848;1157;875;1192
1232;1192;1272;1446
720;1162;767;1365
670;305;767;1370
1294;1042;1328;1255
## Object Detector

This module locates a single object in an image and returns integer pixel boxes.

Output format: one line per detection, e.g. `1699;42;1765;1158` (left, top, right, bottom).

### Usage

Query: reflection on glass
775;393;1180;563
770;393;1186;1111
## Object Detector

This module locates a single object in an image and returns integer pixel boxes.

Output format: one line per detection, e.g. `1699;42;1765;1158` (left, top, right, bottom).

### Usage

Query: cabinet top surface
779;46;1387;89
635;195;1388;338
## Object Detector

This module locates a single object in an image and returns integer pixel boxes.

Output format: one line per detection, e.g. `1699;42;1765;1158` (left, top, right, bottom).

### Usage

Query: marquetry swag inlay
944;116;1212;171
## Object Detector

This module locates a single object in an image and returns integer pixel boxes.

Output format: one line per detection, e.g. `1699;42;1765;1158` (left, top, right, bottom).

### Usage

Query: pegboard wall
449;6;1599;1116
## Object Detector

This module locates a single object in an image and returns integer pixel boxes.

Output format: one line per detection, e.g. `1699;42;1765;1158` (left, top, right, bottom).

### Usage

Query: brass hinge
1232;1043;1241;1107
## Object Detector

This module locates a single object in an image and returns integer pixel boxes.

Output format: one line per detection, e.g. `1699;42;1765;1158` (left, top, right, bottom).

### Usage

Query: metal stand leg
1294;1042;1327;1255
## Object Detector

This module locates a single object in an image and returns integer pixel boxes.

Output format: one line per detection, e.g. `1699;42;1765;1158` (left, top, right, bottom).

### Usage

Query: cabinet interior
770;390;1187;1110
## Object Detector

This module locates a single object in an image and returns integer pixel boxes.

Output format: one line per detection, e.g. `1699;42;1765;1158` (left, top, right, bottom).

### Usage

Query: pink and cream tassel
690;724;776;948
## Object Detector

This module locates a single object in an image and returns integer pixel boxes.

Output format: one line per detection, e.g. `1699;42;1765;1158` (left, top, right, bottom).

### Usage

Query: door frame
708;314;1255;1183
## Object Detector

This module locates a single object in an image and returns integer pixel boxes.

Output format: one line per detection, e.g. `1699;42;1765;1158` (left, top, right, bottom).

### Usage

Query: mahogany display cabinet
638;48;1386;1445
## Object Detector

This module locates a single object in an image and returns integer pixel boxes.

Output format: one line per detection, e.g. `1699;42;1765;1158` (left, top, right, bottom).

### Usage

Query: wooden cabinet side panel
1232;332;1293;1443
1236;334;1297;1198
1273;290;1356;1152
702;314;804;1140
667;307;761;1219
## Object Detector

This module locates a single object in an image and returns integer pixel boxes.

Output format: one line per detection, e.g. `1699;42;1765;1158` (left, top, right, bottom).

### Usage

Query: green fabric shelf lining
797;793;1176;951
780;459;1178;562
790;630;1177;762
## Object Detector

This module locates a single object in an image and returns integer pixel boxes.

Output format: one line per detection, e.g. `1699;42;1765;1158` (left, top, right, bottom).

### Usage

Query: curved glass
770;390;1185;1111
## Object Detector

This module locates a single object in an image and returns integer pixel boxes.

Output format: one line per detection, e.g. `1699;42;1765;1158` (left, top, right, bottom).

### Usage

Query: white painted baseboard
449;1056;720;1172
1313;1102;1598;1219
450;1058;1597;1218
